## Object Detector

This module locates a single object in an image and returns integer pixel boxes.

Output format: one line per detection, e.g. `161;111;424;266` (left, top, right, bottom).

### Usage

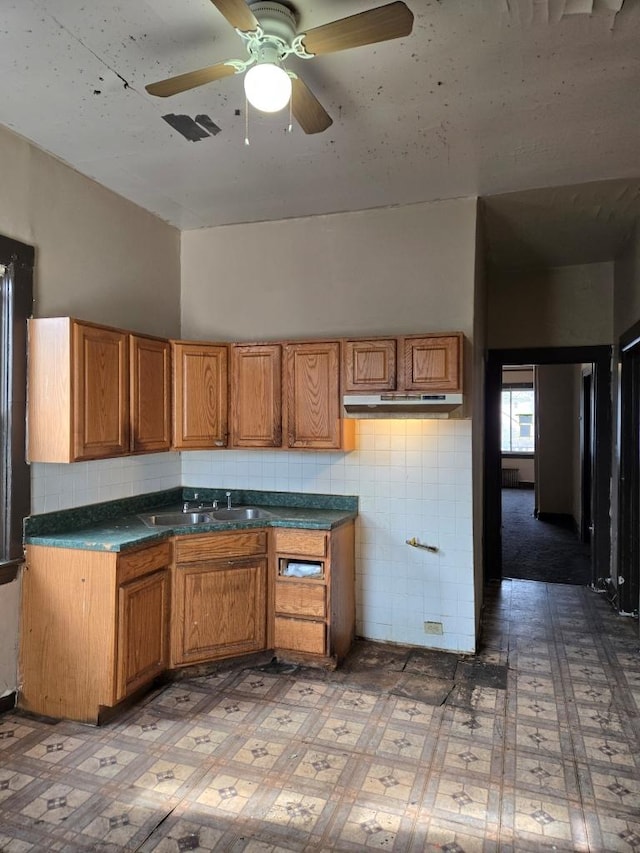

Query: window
1;235;33;584
501;386;535;453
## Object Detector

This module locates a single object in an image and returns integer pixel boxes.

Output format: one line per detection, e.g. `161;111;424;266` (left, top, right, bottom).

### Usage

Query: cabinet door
343;339;397;392
285;341;342;449
130;334;171;453
116;568;169;702
172;342;228;449
230;344;282;447
73;322;130;459
403;334;462;392
174;558;267;665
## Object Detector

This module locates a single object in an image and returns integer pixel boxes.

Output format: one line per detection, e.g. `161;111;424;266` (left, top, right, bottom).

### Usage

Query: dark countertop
24;488;358;553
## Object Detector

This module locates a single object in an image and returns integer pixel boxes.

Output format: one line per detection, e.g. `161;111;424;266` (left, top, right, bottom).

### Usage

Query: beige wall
181;197;480;654
536;364;580;517
0;124;181;337
614;221;640;339
181;198;478;343
487;262;614;349
0;124;181;697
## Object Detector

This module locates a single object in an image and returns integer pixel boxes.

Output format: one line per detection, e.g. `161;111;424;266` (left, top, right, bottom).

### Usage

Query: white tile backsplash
29;418;475;653
30;453;182;513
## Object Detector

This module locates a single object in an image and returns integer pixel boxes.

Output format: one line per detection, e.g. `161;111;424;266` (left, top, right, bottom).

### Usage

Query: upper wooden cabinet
343;333;462;394
171;341;228;449
28;318;172;462
285;341;354;450
230;344;282;448
28;320;114;461
230;340;354;451
130;334;171;453
403;334;462;392
343;338;397;392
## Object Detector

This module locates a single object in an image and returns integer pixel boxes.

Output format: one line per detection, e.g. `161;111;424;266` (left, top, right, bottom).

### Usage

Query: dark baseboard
0;692;16;715
536;511;579;535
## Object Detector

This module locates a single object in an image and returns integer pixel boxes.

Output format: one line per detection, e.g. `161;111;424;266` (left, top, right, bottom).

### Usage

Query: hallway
0;581;639;851
502;488;592;585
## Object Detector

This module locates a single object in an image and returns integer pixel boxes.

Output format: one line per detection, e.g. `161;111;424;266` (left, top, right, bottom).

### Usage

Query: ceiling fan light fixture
244;61;291;113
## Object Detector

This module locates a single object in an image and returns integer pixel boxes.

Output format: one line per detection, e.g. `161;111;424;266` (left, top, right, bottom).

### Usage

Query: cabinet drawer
117;542;171;585
174;530;267;563
275;529;327;557
275;582;326;618
274;616;325;655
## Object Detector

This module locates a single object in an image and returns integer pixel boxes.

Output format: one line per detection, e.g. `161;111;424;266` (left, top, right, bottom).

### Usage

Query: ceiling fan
145;0;414;134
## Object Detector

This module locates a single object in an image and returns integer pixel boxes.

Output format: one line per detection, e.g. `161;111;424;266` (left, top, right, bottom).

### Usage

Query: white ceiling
1;0;639;252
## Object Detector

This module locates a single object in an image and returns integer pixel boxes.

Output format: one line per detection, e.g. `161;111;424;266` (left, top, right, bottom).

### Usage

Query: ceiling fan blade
301;1;413;56
291;76;333;134
209;0;259;32
145;63;237;97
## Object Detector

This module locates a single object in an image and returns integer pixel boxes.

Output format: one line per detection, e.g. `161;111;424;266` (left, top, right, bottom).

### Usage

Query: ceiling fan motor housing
248;2;298;43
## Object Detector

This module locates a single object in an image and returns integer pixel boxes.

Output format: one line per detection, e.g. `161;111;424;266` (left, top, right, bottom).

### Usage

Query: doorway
484;346;612;585
499;362;592;584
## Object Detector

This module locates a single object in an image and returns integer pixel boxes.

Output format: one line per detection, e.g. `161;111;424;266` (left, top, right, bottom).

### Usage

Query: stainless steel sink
139;511;214;527
208;506;273;521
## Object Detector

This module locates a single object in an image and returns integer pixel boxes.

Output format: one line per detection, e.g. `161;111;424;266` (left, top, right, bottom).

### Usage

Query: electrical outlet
424;621;443;635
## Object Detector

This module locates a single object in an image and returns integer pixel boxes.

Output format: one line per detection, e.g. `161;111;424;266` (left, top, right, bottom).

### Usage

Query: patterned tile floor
1;579;639;851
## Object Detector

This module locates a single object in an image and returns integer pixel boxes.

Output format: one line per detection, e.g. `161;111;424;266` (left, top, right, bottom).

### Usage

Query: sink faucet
226;491;232;510
183;492;202;512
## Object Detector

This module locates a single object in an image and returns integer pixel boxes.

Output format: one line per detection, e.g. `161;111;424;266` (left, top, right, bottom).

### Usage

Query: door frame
618;320;640;614
580;368;593;544
484;345;612;584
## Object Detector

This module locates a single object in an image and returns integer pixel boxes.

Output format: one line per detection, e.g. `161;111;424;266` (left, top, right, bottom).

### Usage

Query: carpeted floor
501;488;592;585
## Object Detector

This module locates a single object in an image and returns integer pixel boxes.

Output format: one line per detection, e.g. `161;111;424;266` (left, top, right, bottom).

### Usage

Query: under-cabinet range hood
342;393;464;418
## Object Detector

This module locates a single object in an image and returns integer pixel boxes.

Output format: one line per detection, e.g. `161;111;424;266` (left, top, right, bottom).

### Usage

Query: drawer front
117;541;171;585
175;530;267;563
275;528;327;557
274;616;325;655
275;582;326;618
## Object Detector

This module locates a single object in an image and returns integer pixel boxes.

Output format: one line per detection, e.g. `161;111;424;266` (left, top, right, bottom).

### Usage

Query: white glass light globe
244;63;292;113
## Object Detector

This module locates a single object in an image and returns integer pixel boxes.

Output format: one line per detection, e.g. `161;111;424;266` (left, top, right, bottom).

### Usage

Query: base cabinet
172;530;268;666
20;521;354;723
19;541;171;724
272;522;355;667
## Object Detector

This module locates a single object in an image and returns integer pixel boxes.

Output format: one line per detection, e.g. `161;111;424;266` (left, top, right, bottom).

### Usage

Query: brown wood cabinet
130;334;172;453
230;344;282;447
19;541;171;724
28;318;172;462
172;341;228;449
272;521;355;667
171;530;268;666
343;332;463;394
285;341;355;450
343;338;397;392
230;340;354;451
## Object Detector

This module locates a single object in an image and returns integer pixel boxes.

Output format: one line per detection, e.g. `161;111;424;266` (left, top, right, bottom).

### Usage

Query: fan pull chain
288;97;293;134
244;97;250;146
